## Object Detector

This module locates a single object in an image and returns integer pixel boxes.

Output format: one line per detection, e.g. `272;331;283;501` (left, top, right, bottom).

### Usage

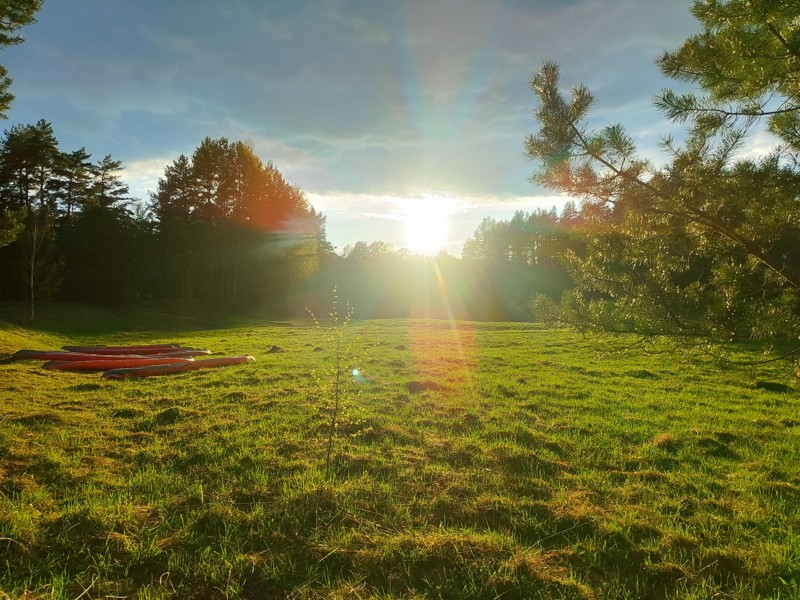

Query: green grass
1;302;798;599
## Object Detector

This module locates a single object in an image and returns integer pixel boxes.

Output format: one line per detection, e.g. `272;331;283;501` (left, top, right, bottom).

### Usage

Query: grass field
1;302;798;599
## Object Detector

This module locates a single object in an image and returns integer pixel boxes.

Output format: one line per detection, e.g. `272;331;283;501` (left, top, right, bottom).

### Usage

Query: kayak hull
59;346;209;356
13;350;202;362
13;349;209;361
103;355;256;379
44;357;193;370
62;344;181;352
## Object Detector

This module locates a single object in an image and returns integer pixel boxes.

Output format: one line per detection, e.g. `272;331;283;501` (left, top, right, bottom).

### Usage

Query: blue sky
3;0;705;253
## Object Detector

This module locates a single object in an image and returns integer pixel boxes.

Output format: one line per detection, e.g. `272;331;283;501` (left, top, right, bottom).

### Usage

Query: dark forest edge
0;125;578;322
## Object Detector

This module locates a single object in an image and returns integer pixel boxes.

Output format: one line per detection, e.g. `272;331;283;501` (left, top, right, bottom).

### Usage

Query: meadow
0;303;798;599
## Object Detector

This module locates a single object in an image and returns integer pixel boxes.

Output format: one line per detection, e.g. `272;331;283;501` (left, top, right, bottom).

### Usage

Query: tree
462;217;508;262
0;119;59;211
152;138;328;308
0;0;42;118
20;203;60;323
525;0;800;362
90;154;130;209
152;154;196;298
53;147;93;220
0;120;61;317
656;0;800;151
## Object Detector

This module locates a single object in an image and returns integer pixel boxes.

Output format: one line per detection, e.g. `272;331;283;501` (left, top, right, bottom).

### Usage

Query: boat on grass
58;346;210;356
12;350;208;361
44;356;193;371
103;355;256;379
62;343;182;352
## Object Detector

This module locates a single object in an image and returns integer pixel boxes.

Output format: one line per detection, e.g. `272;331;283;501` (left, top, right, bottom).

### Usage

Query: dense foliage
0;120;134;319
0;123;574;321
527;0;800;363
0;129;334;318
299;209;575;321
151;138;329;310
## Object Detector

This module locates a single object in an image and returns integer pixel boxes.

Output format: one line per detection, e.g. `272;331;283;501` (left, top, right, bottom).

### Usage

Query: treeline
0;122;331;320
151;137;329;311
0;120;141;319
305;208;578;321
0;120;584;322
304;209;577;320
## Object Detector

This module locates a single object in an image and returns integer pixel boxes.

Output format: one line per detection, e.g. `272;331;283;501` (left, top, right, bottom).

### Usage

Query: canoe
12;350;202;362
148;349;212;357
58;346;209;356
43;357;193;371
152;348;213;356
102;355;256;379
14;350;137;361
62;343;182;352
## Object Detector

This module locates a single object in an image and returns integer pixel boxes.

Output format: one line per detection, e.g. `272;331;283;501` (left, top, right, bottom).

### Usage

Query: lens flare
352;368;369;384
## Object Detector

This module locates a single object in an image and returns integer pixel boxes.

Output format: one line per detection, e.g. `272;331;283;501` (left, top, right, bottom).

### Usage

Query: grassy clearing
0;303;798;599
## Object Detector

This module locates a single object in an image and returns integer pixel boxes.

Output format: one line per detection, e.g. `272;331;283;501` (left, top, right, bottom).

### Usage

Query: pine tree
151;138;328;308
54;147;93;220
525;0;800;362
91;154;130;210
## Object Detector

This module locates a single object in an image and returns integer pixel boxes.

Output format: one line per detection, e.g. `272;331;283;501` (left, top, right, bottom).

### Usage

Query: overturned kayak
59;346;210;356
14;350;152;361
139;349;212;357
12;349;208;361
44;356;194;371
102;355;256;379
62;343;182;352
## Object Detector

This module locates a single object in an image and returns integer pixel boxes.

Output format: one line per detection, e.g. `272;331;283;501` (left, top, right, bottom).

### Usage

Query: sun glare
401;197;452;255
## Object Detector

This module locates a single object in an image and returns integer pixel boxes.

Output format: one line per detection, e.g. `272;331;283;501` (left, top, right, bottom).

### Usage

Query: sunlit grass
0;303;798;598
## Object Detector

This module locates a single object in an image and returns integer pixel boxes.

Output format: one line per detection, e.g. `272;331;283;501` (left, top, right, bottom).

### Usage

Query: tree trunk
29;255;35;325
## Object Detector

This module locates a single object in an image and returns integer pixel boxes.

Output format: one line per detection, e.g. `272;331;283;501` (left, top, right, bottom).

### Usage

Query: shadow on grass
0;300;277;337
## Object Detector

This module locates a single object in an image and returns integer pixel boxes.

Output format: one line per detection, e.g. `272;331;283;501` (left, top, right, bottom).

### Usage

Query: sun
400;197;451;255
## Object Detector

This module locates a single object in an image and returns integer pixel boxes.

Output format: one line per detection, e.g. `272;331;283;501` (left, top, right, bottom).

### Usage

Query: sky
2;0;708;254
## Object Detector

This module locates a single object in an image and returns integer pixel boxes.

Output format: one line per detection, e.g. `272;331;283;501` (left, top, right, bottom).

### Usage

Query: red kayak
12;350;203;361
102;355;256;379
57;346;209;356
62;343;182;352
137;349;211;357
43;357;193;371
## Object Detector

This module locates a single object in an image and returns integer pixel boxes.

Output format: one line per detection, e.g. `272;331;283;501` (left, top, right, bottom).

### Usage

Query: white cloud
307;190;570;215
734;129;784;160
123;157;173;200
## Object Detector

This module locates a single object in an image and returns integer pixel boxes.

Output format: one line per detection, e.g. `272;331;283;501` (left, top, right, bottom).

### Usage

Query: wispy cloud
307;190;573;218
123;157;174;200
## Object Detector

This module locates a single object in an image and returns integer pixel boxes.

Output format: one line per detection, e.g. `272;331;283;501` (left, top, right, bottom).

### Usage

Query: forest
0;122;579;321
